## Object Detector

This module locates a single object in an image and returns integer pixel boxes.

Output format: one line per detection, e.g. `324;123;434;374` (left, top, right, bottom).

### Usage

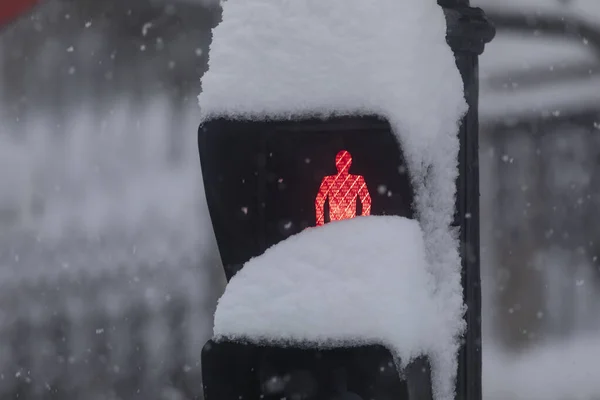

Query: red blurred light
0;0;39;27
315;150;371;226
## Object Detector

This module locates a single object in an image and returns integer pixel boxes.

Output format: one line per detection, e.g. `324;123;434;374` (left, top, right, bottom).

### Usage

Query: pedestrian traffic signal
198;115;415;280
197;1;496;399
199;114;437;398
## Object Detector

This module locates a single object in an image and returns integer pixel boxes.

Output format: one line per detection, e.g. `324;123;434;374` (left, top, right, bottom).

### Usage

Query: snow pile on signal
200;1;467;399
214;217;463;400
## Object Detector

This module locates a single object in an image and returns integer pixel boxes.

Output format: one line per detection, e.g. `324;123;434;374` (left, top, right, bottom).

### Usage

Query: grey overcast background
1;0;599;399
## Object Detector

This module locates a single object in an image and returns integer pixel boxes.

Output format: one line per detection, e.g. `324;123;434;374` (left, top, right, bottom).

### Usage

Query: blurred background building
0;0;599;399
476;0;600;347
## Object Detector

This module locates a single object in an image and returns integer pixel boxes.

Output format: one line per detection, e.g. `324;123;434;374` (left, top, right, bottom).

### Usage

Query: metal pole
438;1;494;399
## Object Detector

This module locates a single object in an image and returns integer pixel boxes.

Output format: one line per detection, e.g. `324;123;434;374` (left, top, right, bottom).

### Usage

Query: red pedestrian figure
316;150;371;226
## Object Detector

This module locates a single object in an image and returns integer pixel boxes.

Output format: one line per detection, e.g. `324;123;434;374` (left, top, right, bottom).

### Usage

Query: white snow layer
214;217;462;400
199;1;467;400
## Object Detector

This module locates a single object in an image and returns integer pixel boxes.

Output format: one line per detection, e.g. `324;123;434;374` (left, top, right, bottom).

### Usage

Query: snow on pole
198;1;468;400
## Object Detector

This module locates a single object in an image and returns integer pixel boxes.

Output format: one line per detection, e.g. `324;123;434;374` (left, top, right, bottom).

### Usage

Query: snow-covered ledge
198;1;467;400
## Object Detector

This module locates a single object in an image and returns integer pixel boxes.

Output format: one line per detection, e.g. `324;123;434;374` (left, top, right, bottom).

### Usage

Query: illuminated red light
315;150;372;226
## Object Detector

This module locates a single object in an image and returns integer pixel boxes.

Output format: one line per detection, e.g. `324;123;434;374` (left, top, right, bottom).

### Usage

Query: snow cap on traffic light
214;216;459;400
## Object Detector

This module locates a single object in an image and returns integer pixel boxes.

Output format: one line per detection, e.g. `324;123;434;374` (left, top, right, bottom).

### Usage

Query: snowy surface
199;1;467;399
214;216;462;400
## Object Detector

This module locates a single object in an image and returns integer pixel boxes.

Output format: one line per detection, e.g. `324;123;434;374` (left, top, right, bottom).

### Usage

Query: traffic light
198;113;436;400
197;1;494;400
198;115;414;280
198;116;427;400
